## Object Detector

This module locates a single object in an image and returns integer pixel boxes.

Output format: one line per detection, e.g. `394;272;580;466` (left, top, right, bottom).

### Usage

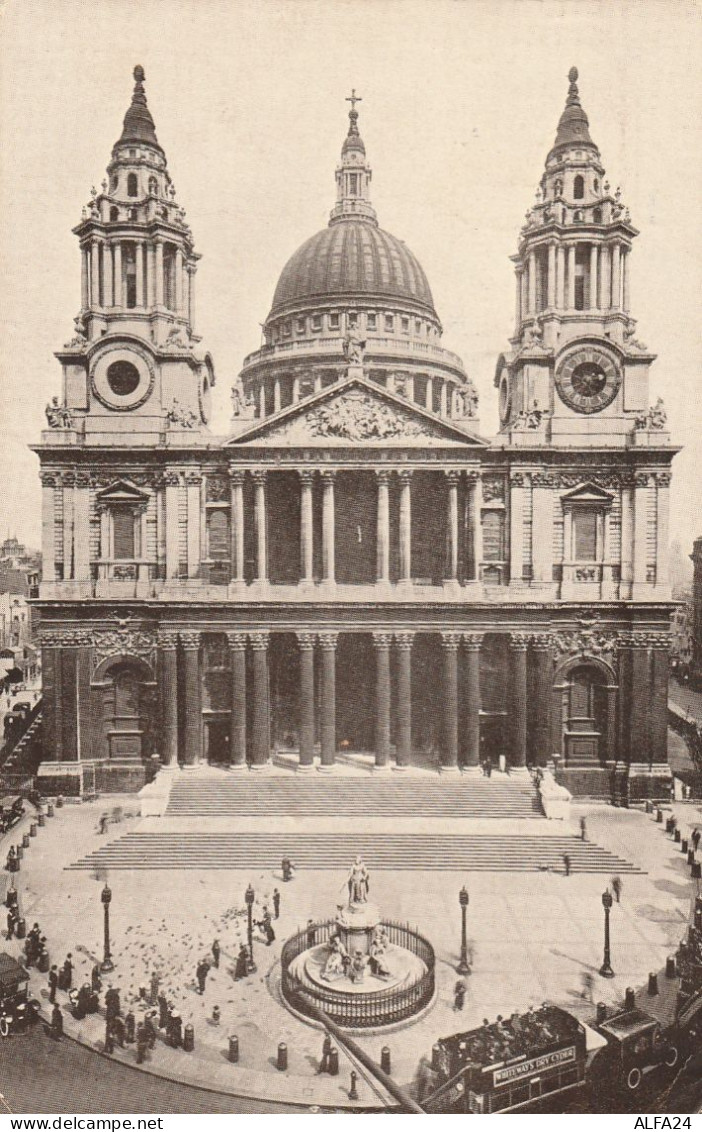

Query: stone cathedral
34;66;676;800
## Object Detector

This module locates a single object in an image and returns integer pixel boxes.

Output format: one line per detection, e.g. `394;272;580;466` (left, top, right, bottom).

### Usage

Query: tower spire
117;64;163;154
549;65;595;157
330;91;377;226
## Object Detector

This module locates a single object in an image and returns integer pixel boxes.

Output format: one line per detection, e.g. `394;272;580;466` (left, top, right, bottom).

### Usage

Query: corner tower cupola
329;90;377;226
72;65;200;348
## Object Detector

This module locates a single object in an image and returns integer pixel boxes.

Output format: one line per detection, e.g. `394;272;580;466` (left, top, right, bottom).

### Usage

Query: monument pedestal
337;900;380;957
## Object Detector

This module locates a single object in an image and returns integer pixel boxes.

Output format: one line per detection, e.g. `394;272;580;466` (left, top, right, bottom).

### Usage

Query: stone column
509;473;525;584
589;244;599;309
600;244;611;310
376;471;391;584
556;245;565;309
547;243;556;308
165;472;180;580
296;633;316;769
373;633;392;769
527;250;536;313
146;245;156;307
40;473;56;582
508;633;529;768
650;639;669;764
425;376;433;411
395;633;413;768
446;471;460;582
155;240;164;307
531;473;554;584
440;633;461;771
273;376;282;413
102;243;113;308
439;380;448;419
629;640;651;764
531;633;553;767
174;247;184;313
250;632;270;767
187;265;197;330
462;632;482;769
73;475;91;582
135;242;144;308
611;242;621;310
229;470;245;582
321;471;335;583
299;471;315;582
159;631;179;765
520;264;528;318
114;242;123;307
227;632;247;767
633;473;649;589
292;374;301;403
186;472;202;580
253;471;268;582
566;244;576;309
90;241;101;308
62;473;74;580
319;632;337;768
655;472;671;589
398;471;412;583
471;475;483;582
180;632;201;766
604;683;618;764
81;246;89;309
622;248;630;311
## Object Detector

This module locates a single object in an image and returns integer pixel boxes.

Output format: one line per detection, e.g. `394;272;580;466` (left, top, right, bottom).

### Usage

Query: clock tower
495;67;665;450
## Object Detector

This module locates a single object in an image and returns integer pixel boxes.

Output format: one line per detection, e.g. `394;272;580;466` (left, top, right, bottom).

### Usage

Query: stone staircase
165;773;543;820
68;831;642;874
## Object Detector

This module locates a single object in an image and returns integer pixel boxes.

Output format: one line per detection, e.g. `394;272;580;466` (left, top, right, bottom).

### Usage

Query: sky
0;0;700;558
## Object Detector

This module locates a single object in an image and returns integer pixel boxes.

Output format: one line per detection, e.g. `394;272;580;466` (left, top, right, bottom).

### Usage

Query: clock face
556;348;621;414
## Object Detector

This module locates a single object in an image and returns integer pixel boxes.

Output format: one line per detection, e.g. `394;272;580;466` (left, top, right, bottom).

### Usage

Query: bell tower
495;68;666;449
52;66;215;443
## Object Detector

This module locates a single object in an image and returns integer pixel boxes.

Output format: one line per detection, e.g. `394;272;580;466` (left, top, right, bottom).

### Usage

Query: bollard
665;956;676;979
645;800;653;814
277;1042;288;1072
431;1042;441;1071
674;829;681;843
125;1012;135;1043
648;972;659;996
380;1046;391;1075
56;796;64;809
349;1069;359;1101
29;823;37;838
183;1024;194;1052
228;1034;239;1063
596;1002;607;1025
47;803;54;818
105;1027;114;1055
665;817;673;833
37;950;50;974
16;846;22;860
328;1046;339;1077
38;812;45;828
22;833;29;848
693;862;701;880
682;839;688;854
15;917;26;939
624;987;636;1010
688;850;695;865
656;808;663;823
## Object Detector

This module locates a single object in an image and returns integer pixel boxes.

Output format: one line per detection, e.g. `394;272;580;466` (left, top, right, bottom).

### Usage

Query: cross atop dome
332;91;376;225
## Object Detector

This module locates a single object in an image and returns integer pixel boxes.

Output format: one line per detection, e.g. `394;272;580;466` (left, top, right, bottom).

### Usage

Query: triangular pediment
226;377;488;448
560;480;614;505
96;479;151;505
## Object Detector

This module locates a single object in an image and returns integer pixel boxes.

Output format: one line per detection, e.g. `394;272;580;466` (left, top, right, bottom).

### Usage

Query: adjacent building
34;66;676;799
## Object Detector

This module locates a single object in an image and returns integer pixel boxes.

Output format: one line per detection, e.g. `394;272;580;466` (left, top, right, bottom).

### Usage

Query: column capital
440;632;462;651
462;631;484;651
531;632;553;651
226;631;248;652
249;631;269;651
179;631;201;651
228;468;245;486
445;469;461;485
375;469;391;486
398;469;413;485
508;631;530;651
158;630;180;651
40;471;59;488
296;631;317;651
298;469;315;486
252;470;267;486
372;632;393;649
318;631;338;651
320;470;336;485
394;631;415;650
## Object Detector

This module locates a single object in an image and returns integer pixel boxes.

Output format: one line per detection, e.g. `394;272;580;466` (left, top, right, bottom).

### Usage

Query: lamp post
599;889;614;978
457;886;470;975
245;883;257;974
100;883;114;973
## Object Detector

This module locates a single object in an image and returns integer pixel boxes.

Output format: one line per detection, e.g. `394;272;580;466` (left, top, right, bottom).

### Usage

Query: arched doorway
561;662;610;766
98;657;152;762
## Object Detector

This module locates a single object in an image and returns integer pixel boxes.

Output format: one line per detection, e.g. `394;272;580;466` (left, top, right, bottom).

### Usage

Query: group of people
23;922;49;971
320;926;393;984
441;1005;576;1076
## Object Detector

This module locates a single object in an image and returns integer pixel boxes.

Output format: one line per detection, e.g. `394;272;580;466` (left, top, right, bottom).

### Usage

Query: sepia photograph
0;0;700;1119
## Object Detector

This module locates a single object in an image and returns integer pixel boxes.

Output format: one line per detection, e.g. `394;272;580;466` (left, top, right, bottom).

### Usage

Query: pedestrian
91;964;102;993
149;970;160;1004
6;910;14;940
50;1003;63;1041
581;972;594;1003
261;907;275;946
234;943;248;981
212;1005;221;1025
611;875;622;903
485;757;493;778
169;1010;182;1049
580;816;587;842
563;853;571;877
692;828;701;853
211;938;220;969
454;979;466;1011
98;813;109;835
136;1021;148;1065
158;992;169;1029
196;958;210;994
306;918;316;949
318;1031;332;1074
144;1011;157;1049
273;888;281;919
111;1013;125;1048
105;985;120;1025
62;953;73;990
282;856;295;882
48;964;58;1004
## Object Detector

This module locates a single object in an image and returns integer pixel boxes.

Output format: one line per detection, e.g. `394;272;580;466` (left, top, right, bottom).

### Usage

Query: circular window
106;360;141;397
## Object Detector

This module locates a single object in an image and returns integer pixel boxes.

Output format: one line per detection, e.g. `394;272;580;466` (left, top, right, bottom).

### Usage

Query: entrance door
563;665;604;764
206;719;230;765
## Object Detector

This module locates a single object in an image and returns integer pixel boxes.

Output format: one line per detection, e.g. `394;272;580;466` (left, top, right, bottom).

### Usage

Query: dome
268;219;437;321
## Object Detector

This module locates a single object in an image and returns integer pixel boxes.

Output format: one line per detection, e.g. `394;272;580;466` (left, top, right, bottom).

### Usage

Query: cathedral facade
34;67;676;799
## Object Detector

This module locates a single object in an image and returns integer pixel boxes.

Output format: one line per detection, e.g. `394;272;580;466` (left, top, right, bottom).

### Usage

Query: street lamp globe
601;889;613;911
459;886;469;909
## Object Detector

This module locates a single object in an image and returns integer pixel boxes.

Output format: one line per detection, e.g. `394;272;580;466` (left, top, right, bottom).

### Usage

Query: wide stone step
68;832;641;873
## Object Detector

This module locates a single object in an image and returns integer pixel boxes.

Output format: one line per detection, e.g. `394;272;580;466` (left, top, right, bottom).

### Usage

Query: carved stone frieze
552;626;617;659
40;628;93;649
531;472;556;488
482;475;506;502
93;627;156;668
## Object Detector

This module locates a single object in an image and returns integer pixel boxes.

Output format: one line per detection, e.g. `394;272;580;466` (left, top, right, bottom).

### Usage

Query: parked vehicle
0;953;40;1036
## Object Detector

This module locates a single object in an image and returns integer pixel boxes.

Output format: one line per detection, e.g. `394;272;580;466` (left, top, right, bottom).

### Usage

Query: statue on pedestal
342;332;365;368
347;855;370;905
